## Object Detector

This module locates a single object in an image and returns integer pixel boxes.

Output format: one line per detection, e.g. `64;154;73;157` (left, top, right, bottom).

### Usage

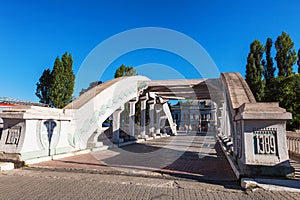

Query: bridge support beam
129;99;137;139
155;104;162;134
148;99;155;137
112;106;124;143
211;102;217;131
140;96;148;139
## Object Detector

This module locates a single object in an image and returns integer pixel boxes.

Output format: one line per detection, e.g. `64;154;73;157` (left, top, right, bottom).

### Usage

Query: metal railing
287;131;300;155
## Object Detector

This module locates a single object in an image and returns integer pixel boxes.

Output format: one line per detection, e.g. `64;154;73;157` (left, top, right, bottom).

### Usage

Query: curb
25;147;109;165
216;136;240;179
241;178;300;192
0;162;14;171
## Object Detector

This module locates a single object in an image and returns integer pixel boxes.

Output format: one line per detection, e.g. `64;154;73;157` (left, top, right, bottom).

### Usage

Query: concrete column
148;99;155;136
220;100;228;137
140;96;148;138
155;104;162;134
234;102;293;177
211;102;217;130
129;99;137;139
112;106;124;143
211;103;216;121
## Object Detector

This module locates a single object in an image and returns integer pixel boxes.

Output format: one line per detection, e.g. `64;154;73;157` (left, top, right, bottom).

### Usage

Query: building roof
0;97;46;107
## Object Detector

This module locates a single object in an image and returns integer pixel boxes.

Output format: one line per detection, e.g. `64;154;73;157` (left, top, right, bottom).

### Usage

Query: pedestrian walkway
2;169;300;200
32;132;236;183
2;132;300;199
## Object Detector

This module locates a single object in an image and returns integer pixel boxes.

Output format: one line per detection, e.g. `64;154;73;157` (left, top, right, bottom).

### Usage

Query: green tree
245;40;265;101
35;68;52;104
114;65;142;123
114;64;136;78
49;53;75;108
79;81;102;96
275;32;297;77
263;38;275;85
269;74;300;130
297;49;300;73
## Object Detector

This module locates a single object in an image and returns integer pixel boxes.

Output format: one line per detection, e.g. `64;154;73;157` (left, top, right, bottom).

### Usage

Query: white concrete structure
219;73;293;177
0;76;176;161
0;72;295;177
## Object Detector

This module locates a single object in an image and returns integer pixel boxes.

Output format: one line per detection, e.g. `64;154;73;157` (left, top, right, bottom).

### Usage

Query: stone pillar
112;106;124;143
155;104;162;134
220;100;230;137
129;99;137;139
235;102;294;177
140;96;148;139
148;99;155;136
211;102;217;131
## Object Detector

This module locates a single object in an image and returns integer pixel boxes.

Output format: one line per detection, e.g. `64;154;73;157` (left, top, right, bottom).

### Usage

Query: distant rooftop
0;97;47;107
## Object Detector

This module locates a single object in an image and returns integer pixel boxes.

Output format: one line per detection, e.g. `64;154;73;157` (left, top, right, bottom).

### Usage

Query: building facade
171;100;217;132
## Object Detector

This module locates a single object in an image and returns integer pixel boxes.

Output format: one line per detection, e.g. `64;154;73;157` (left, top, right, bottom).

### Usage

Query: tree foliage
262;37;275;85
36;52;75;108
114;64;136;78
245;40;265;101
275;32;297;77
245;32;300;130
35;68;52;104
79;81;102;96
297;49;300;74
267;74;300;130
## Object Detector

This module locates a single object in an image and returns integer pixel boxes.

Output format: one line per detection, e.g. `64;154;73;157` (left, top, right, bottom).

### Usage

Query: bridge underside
142;78;223;101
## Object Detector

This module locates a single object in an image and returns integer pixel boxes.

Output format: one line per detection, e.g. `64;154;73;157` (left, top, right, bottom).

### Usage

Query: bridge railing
287;131;300;156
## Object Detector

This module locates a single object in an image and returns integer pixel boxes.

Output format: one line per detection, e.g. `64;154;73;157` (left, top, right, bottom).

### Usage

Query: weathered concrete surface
0;162;14;171
221;72;256;109
0;76;151;161
64;77;123;109
241;178;300;192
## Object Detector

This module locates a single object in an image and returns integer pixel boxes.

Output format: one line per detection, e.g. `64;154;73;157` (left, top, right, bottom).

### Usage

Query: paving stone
0;133;299;199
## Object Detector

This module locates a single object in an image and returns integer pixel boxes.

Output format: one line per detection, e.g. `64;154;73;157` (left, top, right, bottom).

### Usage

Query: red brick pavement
31;133;237;182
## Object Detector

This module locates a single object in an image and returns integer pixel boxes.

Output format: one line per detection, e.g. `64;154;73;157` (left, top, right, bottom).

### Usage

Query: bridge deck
31;133;237;182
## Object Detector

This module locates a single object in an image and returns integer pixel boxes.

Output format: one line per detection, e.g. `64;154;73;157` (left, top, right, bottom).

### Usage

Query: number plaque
6;126;22;145
253;128;277;155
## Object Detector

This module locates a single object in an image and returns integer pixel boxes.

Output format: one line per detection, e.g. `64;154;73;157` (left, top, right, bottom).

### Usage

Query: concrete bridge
0;72;294;177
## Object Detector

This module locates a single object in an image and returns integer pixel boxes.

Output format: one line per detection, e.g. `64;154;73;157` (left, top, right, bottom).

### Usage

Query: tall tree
271;74;300;130
114;64;136;78
263;37;275;85
35;68;52;104
245;40;265;101
297;49;300;74
49;53;75;108
275;32;297;77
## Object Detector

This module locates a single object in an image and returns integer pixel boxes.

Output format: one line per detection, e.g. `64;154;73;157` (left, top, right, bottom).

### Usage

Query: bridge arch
0;72;294;177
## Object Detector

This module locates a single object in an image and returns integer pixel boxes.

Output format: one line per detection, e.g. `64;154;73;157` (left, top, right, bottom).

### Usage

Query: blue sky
1;0;300;102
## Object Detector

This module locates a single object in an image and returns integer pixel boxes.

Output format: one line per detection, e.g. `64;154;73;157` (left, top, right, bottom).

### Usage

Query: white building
171;100;217;132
